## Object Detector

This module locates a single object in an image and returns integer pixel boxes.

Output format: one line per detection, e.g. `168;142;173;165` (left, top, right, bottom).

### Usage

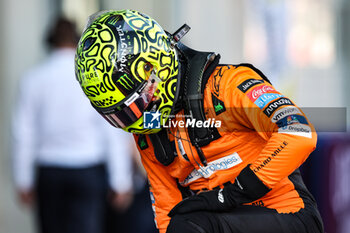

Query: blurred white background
0;0;348;232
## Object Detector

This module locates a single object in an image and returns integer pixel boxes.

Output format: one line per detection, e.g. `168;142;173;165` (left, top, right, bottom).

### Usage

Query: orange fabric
134;65;317;232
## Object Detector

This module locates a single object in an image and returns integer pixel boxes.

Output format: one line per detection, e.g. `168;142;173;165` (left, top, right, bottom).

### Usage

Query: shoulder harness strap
146;26;221;167
148;129;177;166
176;43;221;165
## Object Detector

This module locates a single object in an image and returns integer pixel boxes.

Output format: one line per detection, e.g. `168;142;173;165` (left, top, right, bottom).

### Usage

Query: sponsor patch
212;93;226;115
254;93;284;109
180;152;242;186
263;97;294;117
124;92;140;106
138;135;149;150
237;78;264;93
246;85;277;102
271;106;302;123
276;115;308;128
278;124;312;138
252;141;288;173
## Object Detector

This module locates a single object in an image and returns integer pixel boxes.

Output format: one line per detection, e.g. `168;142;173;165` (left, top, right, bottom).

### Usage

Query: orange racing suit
134;64;318;233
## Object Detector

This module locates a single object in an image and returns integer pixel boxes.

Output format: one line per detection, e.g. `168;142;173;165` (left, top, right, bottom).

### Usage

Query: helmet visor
97;72;160;128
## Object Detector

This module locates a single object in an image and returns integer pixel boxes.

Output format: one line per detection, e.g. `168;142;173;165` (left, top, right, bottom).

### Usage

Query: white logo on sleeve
271;106;302;123
180;152;242;185
278;124;312;138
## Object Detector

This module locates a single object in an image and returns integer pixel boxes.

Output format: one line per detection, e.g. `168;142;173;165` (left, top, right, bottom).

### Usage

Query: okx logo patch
212;94;226;115
143;111;161;129
137;135;149;150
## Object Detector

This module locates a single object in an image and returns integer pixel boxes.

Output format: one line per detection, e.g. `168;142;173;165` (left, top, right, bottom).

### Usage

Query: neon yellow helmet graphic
75;10;179;134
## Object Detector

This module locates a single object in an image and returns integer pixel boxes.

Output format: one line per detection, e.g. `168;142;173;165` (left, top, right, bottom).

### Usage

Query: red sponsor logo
247;85;277;101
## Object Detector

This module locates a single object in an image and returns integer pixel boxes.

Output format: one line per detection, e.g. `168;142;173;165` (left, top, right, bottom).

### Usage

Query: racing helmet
75;10;179;134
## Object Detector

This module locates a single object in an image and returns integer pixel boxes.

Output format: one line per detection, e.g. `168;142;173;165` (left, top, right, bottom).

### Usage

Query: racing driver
75;9;324;233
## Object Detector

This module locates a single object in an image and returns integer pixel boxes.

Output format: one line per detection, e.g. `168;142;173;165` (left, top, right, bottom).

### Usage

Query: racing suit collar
171;42;220;115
